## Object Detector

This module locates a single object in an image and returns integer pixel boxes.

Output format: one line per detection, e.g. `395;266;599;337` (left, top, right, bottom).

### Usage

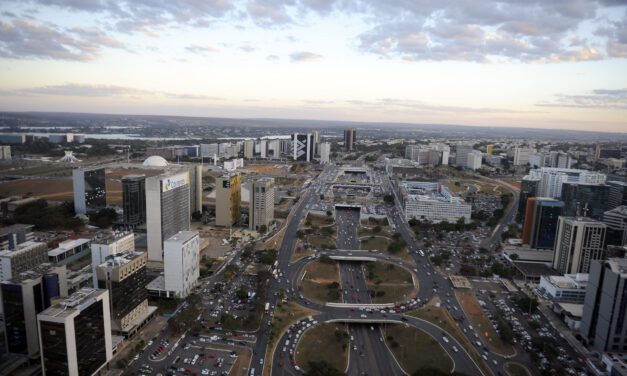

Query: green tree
306;360;345;376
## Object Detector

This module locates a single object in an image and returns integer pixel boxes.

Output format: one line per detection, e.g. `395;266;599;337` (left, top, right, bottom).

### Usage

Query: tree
320;194;325;200
306;360;345;376
326;210;332;217
236;287;248;301
383;194;394;204
373;225;382;233
258;224;267;234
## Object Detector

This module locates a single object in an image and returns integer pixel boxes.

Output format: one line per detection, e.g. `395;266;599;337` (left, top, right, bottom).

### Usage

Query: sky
0;0;626;133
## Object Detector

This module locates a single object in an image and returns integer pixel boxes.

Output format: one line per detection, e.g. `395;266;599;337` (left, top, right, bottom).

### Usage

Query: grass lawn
360;236;391;251
306;213;335;227
505;362;531;376
383;324;453;374
300;261;342;303
265;302;318;375
307;234;336;249
455;290;515;356
295;323;349;373
365;261;415;303
407;305;492;376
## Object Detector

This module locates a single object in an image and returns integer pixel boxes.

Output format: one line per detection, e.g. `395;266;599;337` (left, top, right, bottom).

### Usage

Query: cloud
290;51;322;62
1;83;224;101
346;98;542;114
0;19;125;61
536;89;627;109
184;44;219;55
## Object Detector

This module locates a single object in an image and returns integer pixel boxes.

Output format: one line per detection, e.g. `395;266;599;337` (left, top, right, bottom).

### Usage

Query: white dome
143;155;169;167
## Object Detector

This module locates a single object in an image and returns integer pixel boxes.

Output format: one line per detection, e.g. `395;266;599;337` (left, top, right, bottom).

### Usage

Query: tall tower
122;174;146;227
215;173;241;227
250;178;275;231
344;129;356;151
552;217;606;274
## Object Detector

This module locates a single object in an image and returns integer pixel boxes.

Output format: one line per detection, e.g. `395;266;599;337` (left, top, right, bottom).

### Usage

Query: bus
264;303;270;313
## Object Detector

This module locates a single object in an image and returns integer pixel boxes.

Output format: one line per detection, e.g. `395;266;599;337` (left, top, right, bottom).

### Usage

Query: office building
268;139;281;159
549;151;572;169
1;264;67;358
0;145;11;160
121;174;146;226
292;133;314;162
539;274;588;304
146;170;190;263
0;134;26;144
244;139;254;159
526;167;607;199
518;176;540;222
72;167;107;215
599;149;622;159
319;142;331;164
90;232;135;287
528;153;547;168
603;206;627;246
96;251;155;337
0;224;34;251
455;144;474;167
513;147;535;166
553;217;606;275
200;143;219;159
0;241;48;282
48;238;91;266
312;131;320;156
250;178;275;231
608;181;627;209
522;198;564;249
581;258;627;352
188;164;203;214
466;150;483;170
400;181;472;223
344;128;356;151
486;144;494;155
37;288;112;376
216;173;241;227
259;139;267;158
223;158;244;171
405;144;448;166
561;182;610;220
162;231;199;299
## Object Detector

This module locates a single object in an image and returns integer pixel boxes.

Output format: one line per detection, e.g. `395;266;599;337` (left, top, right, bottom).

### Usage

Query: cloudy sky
1;0;626;132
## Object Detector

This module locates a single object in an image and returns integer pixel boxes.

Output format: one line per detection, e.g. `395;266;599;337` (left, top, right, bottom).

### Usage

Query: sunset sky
1;0;626;132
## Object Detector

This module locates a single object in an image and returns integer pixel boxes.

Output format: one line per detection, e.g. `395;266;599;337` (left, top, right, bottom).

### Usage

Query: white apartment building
401;181;472;223
244;139;254;159
513;147;535;166
466;151;483;170
527;167;607;199
163;231;199;299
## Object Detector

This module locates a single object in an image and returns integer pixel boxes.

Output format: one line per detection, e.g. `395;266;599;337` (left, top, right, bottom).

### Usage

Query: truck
264;302;270;313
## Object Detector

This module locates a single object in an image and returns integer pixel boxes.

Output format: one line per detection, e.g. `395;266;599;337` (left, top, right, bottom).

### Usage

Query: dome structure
143;155;169;167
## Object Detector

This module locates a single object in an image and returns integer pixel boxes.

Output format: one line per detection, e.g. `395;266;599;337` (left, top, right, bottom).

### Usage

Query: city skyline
1;1;627;132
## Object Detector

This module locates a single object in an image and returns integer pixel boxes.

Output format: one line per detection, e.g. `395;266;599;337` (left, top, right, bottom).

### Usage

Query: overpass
328;255;377;262
325;302;395;309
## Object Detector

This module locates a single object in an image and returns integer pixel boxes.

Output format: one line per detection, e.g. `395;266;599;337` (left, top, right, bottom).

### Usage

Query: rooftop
165;231;198;244
607;257;627;275
98;251;145;268
0;224;34;237
91;231;133;245
0;241;45;257
39;288;105;318
48;238;90;257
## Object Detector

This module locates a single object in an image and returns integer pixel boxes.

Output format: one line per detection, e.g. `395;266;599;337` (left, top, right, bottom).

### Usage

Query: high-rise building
528;153;547;168
163;231;199;299
553;217;606;274
513;147;535;166
486;144;493;155
0;145;11;160
146;171;190;262
72;167;107;215
561;182;610;220
244;139;254;159
90;232;135;287
466;151;483;170
268;139;281;159
581;258;627;352
599;149;621;159
518;176;540;222
0;241;48;282
188;164;203;214
608;181;627;209
96;251;155;337
344;128;356;151
292;133;314;162
455;144;474;167
0;224;34;251
312;131;321;156
319;142;331;164
603;206;627;246
37;288;112;376
1;264;67;358
522;198;564;249
122;174;146;227
259;140;267;158
250;178;275;231
550;151;572;169
526;167;607;199
216;173;241;227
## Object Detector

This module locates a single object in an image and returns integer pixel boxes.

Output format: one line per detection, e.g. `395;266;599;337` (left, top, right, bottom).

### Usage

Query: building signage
162;172;189;192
